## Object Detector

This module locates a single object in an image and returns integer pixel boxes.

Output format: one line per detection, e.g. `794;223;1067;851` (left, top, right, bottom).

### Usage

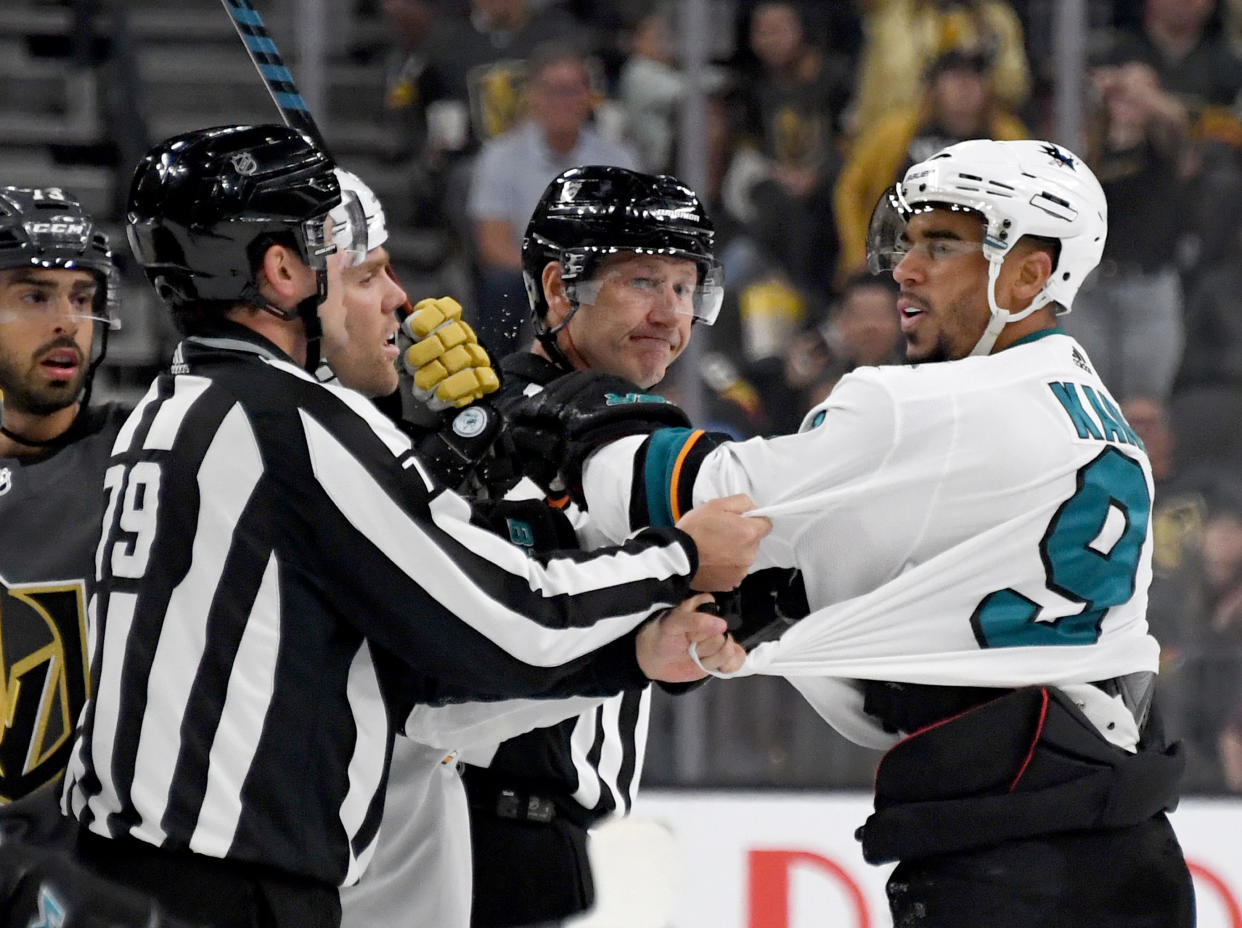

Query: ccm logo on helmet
24;220;89;236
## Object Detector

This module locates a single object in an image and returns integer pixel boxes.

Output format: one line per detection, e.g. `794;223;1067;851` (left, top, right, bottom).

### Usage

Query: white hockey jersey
582;330;1160;746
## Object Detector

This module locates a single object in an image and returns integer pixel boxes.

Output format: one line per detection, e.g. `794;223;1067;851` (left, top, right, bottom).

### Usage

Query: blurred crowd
358;0;1242;409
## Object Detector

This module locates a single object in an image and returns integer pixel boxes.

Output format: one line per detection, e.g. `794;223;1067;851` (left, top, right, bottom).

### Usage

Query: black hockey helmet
0;186;119;333
126;124;342;332
522;165;723;327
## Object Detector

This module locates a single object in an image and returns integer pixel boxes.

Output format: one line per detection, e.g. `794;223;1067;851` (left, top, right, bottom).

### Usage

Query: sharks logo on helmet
1041;143;1077;170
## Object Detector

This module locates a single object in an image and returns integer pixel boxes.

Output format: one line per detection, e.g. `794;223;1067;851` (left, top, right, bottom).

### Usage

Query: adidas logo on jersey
1071;347;1093;375
170;343;189;375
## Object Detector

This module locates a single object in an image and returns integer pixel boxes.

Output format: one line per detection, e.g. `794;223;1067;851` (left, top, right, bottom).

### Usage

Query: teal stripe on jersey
643;428;698;527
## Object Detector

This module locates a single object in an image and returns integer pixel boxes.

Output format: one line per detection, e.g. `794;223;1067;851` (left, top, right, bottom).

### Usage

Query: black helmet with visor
522;166;722;369
126;124;364;369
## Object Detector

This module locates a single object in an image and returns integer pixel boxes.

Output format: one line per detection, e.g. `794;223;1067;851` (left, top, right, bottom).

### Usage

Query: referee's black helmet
126;124;340;325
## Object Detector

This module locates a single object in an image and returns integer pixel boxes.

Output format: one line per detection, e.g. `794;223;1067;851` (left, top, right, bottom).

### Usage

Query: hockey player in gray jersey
0;187;209;927
508;139;1195;927
0;186;124;803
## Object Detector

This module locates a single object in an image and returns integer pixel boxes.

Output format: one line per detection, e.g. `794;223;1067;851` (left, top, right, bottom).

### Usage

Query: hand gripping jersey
582;330;1159;746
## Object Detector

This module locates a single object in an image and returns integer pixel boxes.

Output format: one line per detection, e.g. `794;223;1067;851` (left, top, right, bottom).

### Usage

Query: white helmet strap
969;249;1057;356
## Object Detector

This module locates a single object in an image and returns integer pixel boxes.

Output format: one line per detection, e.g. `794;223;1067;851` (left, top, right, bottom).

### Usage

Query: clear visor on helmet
329;189;370;267
562;246;725;325
865;186;914;274
0;261;121;330
303;212;345;270
867;187;990;272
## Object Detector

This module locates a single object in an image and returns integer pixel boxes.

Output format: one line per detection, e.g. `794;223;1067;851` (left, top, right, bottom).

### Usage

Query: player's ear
542;261;571;327
1006;242;1054;307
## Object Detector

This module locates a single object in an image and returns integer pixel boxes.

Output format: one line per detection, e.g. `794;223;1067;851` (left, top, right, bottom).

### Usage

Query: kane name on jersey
1048;380;1143;449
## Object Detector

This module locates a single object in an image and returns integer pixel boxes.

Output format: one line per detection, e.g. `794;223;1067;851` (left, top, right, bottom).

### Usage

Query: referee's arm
300;409;746;700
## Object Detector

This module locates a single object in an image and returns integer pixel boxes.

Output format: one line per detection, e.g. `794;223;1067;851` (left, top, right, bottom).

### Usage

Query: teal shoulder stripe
643;428;697;527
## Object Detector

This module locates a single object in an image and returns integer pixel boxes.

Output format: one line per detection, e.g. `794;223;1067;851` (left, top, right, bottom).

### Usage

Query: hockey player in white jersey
508;139;1195;927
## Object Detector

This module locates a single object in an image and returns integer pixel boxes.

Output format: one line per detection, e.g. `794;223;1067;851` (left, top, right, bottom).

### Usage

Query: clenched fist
398;297;500;410
636;593;747;683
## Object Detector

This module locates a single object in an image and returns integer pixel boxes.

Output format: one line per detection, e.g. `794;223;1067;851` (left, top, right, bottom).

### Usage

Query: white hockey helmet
867;139;1107;356
331;167;389;265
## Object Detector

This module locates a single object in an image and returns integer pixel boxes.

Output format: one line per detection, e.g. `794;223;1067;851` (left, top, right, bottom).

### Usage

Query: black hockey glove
714;567;810;650
471;497;580;553
413;400;511;492
503;370;692;502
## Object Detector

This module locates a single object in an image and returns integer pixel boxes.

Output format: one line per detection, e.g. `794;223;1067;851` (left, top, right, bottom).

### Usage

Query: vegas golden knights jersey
0;403;128;801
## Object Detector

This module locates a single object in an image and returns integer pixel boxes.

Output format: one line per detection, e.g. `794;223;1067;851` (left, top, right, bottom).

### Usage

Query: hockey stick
219;0;331;155
219;0;423;318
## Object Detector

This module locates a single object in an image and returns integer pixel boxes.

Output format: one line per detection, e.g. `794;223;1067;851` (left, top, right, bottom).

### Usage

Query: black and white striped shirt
464;353;657;825
61;327;697;888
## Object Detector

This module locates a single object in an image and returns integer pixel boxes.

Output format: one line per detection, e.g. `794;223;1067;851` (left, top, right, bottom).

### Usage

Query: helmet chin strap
968;256;1054;357
296;275;325;374
0;422;58;450
533;287;583;374
240;271;326;373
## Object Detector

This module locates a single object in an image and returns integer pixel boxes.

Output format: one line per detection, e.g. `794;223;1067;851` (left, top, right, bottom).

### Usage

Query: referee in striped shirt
464;166;729;928
62;125;766;928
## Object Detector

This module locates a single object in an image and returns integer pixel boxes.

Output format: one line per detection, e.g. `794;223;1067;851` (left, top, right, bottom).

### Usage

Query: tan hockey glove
398;297;500;410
